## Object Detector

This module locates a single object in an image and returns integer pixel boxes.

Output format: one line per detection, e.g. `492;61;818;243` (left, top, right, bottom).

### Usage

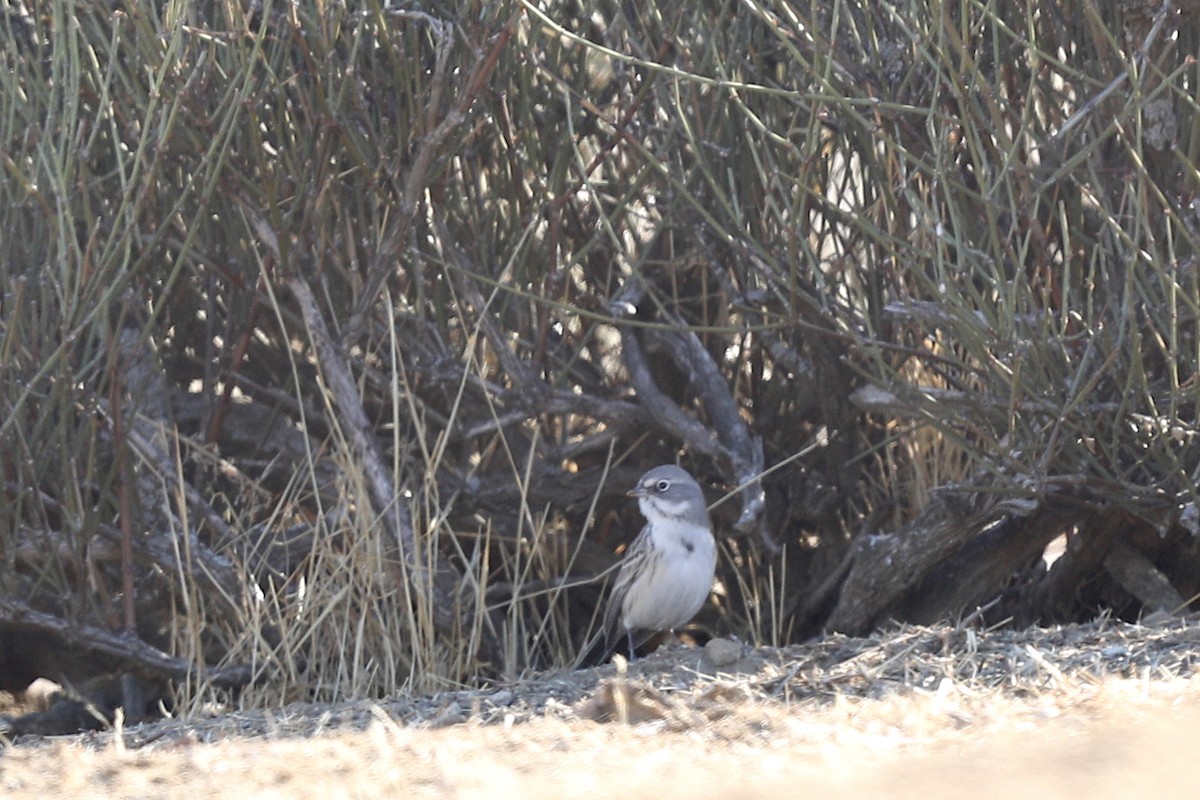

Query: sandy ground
3;620;1198;799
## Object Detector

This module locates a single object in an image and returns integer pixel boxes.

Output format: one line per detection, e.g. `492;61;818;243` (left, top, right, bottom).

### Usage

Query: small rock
704;637;742;667
429;701;467;727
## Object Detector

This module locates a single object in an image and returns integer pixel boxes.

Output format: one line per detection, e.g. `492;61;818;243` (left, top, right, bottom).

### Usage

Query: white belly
622;524;716;631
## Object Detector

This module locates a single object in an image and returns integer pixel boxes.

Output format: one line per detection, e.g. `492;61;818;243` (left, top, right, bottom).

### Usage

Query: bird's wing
574;524;654;668
602;522;653;636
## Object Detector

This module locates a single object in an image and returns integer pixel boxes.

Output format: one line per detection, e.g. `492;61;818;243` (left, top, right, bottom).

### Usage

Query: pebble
704;637;742;667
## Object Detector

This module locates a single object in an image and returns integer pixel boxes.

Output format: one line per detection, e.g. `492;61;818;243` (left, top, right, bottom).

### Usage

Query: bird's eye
655;479;671;492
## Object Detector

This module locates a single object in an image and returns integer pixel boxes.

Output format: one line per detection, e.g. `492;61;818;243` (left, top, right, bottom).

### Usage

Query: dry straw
1;0;1198;718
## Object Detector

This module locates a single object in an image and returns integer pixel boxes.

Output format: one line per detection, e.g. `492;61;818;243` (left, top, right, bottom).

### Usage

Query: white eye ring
655;479;671;492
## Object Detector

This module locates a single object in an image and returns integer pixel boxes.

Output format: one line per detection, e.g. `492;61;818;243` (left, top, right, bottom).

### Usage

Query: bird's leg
625;628;636;660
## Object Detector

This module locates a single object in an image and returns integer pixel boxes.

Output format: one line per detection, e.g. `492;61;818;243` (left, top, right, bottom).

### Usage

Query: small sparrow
576;465;717;667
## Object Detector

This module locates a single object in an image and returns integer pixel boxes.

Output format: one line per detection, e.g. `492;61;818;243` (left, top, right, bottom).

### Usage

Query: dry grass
3;619;1199;798
3;0;1200;722
8;615;1197;745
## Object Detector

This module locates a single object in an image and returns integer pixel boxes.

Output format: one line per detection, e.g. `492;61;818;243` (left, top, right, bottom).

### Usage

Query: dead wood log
1;671;165;737
7;483;243;622
824;490;1041;635
1104;537;1187;614
111;324;219;633
0;597;253;688
98;325;246;619
1009;510;1191;625
899;503;1078;625
114;325;177;536
1013;513;1121;625
122;422;245;605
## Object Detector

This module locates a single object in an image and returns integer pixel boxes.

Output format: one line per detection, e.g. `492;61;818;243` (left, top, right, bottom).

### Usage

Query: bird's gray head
629;465;710;528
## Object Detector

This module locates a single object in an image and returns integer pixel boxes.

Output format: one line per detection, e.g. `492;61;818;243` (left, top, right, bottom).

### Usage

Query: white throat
639;495;705;526
639;503;714;557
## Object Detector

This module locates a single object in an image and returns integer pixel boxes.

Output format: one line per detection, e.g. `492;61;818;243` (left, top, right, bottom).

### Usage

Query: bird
575;464;717;668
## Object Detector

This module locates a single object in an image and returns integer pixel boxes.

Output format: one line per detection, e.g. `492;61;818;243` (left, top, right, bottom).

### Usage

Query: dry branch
1104;538;1187;614
289;277;463;639
0;597;253;688
826;489;1044;635
900;504;1078;625
619;326;727;460
646;327;766;533
1017;516;1123;626
611;281;767;535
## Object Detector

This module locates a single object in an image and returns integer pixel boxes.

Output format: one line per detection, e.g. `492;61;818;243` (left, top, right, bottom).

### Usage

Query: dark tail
573;627;618;669
573;627;656;669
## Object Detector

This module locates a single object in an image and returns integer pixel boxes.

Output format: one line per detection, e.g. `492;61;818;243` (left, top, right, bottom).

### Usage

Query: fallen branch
0;597;254;688
825;488;1038;635
1104;537;1187;614
900;503;1077;624
1016;513;1121;626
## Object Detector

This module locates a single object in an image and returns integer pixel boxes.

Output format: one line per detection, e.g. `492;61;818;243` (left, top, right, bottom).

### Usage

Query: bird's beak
627;485;645;498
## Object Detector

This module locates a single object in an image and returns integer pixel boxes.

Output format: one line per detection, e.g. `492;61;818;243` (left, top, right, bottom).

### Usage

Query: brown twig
107;334;138;636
